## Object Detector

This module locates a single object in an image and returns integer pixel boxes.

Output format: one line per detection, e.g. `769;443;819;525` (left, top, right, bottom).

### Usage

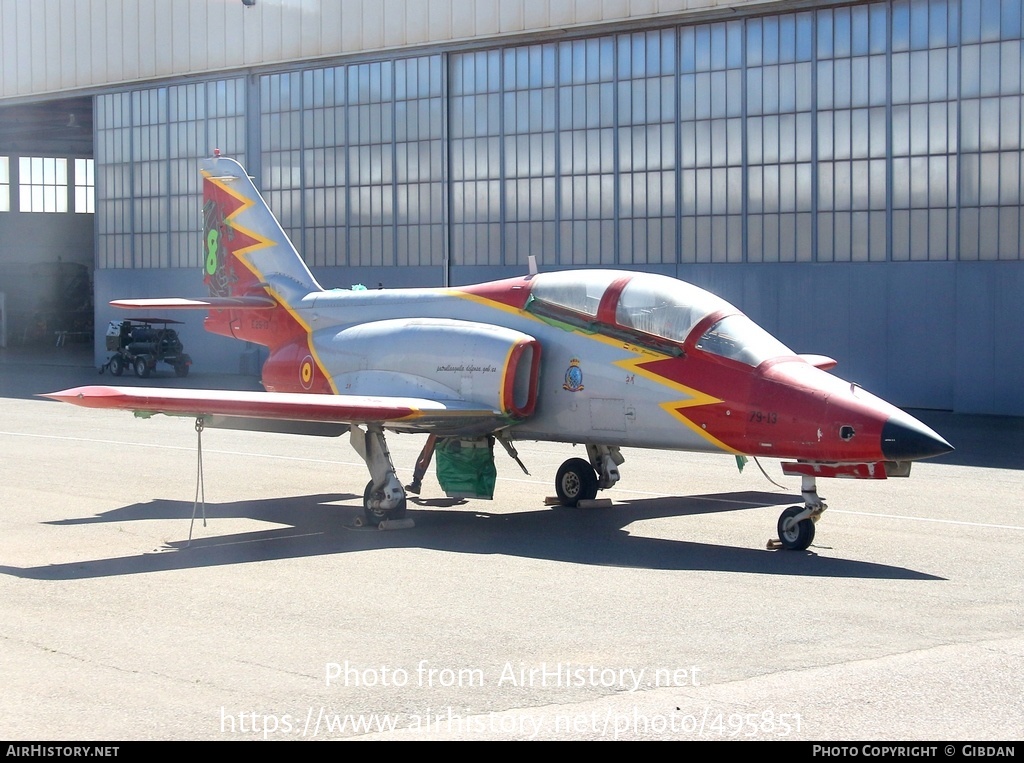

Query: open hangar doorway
0;95;94;350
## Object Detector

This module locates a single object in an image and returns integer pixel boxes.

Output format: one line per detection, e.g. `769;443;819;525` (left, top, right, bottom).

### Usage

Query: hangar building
1;0;1022;415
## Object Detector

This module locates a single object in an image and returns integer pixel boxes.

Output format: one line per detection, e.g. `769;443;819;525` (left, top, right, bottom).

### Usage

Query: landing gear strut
554;444;624;507
777;475;826;550
350;425;407;524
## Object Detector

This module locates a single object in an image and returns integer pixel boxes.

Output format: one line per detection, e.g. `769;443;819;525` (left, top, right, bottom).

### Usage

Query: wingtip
39;386;122;405
39;388;81;402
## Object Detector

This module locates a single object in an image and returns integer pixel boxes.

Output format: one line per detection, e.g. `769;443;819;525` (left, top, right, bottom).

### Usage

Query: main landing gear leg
554;445;624;507
776;475;826;551
586;444;624;490
350;424;407;525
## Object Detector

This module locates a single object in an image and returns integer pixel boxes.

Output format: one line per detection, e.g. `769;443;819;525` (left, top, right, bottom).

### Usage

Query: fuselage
194;154;948;467
221;269;950;465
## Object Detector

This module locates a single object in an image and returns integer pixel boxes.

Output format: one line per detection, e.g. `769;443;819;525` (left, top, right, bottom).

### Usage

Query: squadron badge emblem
563;358;584;391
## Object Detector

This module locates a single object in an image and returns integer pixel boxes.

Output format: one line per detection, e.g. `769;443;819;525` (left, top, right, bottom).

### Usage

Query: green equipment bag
435;437;497;499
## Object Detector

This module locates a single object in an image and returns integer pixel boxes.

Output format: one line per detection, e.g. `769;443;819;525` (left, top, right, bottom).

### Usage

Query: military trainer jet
46;154;952;550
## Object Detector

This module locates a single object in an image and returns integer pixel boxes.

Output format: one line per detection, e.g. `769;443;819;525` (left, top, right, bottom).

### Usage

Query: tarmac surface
1;347;1022;740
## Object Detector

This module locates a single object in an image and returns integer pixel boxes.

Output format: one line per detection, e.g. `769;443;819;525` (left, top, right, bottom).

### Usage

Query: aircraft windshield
528;271;790;362
614;274;733;344
695;314;795;367
529;270;622;319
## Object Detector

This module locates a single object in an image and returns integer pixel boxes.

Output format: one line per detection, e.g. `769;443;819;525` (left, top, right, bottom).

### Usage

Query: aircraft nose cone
881;411;954;461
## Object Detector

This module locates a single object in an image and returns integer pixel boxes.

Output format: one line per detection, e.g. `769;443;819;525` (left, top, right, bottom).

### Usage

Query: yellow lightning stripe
203;170;339;394
449;289;550;325
452;290;739;453
605;341;742;455
203;170;266;257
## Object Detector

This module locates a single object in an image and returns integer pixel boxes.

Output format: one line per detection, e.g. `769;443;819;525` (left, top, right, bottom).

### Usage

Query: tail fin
202;155;323;307
197;155;326;351
113;156;325;356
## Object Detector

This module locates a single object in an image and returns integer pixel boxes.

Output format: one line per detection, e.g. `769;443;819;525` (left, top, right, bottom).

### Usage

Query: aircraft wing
43;386;513;435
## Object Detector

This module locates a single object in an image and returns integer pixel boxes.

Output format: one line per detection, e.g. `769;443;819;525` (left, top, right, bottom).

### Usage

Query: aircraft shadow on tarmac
0;490;943;581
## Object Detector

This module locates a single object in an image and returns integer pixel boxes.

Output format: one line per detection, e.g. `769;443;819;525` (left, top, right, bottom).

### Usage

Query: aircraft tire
777;506;815;550
363;480;407;525
174;362;190;378
109;355;124;377
555;458;599;507
134;357;150;379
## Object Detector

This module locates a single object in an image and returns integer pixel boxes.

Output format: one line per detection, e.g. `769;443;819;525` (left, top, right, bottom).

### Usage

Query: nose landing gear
775;475;826;551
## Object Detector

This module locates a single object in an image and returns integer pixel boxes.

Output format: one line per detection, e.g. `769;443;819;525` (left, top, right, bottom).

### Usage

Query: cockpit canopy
528;270;795;367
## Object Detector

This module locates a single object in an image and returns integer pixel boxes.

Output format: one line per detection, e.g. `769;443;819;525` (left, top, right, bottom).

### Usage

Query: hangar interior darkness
0;97;94;348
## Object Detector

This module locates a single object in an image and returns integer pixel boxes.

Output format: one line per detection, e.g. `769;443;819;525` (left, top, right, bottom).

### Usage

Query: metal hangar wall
1;0;1022;416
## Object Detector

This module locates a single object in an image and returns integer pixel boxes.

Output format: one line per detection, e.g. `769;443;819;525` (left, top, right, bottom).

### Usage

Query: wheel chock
347;516;415;531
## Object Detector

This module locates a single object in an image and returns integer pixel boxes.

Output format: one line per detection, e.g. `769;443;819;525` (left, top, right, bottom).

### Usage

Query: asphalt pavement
1;354;1021;740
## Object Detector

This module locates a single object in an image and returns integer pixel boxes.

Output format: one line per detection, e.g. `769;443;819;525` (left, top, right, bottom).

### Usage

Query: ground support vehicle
101;318;192;378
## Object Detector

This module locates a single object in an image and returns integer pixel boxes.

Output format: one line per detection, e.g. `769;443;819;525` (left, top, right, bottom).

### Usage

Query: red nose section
740;360;952;463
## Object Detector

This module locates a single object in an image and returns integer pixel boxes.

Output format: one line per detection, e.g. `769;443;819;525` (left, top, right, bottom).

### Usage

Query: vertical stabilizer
202;155;323;308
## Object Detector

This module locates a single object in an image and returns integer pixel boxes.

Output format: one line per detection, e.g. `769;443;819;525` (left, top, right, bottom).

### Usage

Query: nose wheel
775;474;825;550
777;506;816;550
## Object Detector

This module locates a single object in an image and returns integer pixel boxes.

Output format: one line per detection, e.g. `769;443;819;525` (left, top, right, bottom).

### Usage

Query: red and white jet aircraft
47;154;952;550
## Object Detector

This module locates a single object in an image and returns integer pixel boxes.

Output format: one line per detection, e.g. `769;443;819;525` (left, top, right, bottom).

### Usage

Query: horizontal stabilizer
111;296;277;310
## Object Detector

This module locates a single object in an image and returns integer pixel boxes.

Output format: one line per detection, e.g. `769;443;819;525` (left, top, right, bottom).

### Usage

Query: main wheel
555;458;599;507
109;355;124;377
363;480;407;525
174;362;190;378
133;357;150;378
777;506;815;550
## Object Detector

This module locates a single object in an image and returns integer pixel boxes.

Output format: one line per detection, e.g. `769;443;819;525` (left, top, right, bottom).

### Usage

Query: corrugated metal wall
0;0;760;99
7;0;1024;416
